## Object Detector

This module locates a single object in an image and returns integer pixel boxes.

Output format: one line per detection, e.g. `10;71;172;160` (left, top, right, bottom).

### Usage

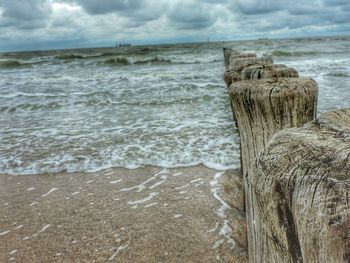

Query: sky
0;0;349;51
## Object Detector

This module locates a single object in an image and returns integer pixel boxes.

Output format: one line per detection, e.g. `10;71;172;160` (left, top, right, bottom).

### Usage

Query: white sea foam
108;244;129;261
32;224;51;237
148;175;167;189
207;222;219;233
175;183;189;190
127;192;159;206
210;172;231;218
219;220;235;249
190;178;203;183
1;37;349;175
110;179;123;184
0;230;11;236
144;202;158;208
210;172;235;249
41;188;58;198
212;239;224;249
120;176;157;193
194;182;204;187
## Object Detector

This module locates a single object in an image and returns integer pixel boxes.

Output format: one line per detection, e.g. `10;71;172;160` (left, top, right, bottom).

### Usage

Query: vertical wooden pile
223;48;318;262
251;109;350;262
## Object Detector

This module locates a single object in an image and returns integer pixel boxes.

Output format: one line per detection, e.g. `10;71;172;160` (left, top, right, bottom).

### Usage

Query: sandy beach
0;166;247;262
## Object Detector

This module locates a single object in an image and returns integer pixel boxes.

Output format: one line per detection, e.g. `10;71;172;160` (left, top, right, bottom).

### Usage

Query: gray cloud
0;0;51;20
58;0;166;23
234;0;284;15
0;0;51;30
0;0;349;51
168;1;217;29
70;0;141;15
323;0;349;6
231;0;328;16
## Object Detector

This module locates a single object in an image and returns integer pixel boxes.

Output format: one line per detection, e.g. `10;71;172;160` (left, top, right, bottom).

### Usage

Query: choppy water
0;36;349;175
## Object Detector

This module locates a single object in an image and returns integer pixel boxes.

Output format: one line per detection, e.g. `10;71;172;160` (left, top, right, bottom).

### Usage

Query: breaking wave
2;36;349;175
0;60;32;69
324;71;350;78
101;57;131;65
271;50;319;57
100;56;173;66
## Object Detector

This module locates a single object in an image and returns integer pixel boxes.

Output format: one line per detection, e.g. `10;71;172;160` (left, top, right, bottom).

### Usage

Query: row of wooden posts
223;48;350;263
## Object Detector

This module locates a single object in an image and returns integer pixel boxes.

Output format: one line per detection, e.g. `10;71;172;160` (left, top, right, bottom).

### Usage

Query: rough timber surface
241;64;299;81
250;108;350;262
223;48;320;263
228;77;318;176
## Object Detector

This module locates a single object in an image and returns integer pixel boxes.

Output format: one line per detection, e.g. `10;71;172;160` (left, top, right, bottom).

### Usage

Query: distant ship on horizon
115;42;132;47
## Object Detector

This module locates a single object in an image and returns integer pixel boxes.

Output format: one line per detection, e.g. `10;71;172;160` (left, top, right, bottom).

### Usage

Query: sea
0;35;349;175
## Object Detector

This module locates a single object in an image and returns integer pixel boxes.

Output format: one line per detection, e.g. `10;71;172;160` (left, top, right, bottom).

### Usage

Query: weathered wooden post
251;109;350;262
223;49;318;262
229;77;318;176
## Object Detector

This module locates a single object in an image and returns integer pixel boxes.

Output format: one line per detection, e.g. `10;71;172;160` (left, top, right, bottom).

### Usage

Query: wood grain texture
223;49;262;86
228;56;273;72
223;49;322;263
241;64;299;81
250;108;350;262
228;78;318;176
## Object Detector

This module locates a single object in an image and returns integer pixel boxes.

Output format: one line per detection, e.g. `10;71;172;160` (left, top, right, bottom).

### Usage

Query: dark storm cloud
167;2;217;30
234;0;284;15
231;0;328;16
323;0;349;6
342;5;350;12
227;0;350;36
0;0;349;51
0;0;52;30
0;0;51;20
69;0;141;15
201;0;227;3
58;0;165;23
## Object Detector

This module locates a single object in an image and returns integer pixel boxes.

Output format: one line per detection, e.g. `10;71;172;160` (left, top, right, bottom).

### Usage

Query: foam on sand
108;244;129;261
210;172;236;249
110;179;123;184
41;188;58;198
0;166;246;261
127;192;159;206
0;230;11;237
32;224;51;238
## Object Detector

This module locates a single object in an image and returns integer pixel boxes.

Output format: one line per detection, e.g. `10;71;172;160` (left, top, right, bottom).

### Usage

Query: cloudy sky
0;0;349;51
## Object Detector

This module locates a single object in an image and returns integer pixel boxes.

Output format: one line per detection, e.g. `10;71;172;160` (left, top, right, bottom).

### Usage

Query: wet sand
0;166;247;262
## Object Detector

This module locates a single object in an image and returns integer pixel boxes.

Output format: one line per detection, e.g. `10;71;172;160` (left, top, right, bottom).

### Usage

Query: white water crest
0;36;349;175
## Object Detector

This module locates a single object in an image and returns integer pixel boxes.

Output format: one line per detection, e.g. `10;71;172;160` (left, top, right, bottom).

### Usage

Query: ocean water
0;36;349;175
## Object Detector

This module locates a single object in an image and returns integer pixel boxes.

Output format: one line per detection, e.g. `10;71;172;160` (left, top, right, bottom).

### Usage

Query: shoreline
0;163;239;177
0;165;247;262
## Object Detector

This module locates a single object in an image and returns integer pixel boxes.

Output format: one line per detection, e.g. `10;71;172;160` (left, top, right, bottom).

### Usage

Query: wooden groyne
251;109;350;262
223;48;349;262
